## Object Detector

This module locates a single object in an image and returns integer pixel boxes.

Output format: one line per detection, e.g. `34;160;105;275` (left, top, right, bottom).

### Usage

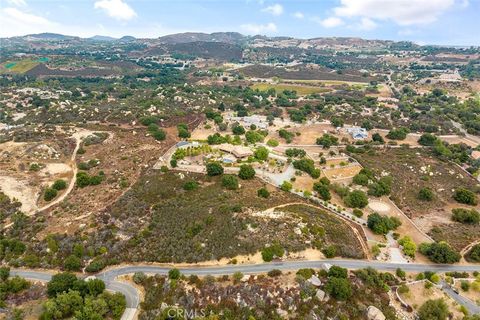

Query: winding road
10;260;480;318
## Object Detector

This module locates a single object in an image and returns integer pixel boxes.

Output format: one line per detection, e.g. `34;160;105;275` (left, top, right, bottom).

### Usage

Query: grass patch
1;59;39;74
251;83;330;95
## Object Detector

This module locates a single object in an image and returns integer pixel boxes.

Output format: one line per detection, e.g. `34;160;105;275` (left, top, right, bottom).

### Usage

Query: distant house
346;127;368;140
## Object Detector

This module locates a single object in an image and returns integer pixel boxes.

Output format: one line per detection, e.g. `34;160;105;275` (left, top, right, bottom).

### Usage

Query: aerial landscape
0;0;480;319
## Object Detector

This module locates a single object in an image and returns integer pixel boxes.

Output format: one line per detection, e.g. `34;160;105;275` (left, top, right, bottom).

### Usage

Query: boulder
367;306;386;320
315;289;326;301
308;275;322;287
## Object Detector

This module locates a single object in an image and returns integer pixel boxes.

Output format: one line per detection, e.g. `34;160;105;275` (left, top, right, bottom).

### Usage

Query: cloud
293;12;304;19
0;7;58;37
241;22;277;34
6;0;27;6
261;3;283;16
314;16;345;28
333;0;456;25
94;0;137;21
358;17;377;30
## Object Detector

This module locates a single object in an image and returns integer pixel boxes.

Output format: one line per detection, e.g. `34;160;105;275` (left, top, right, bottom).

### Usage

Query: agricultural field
0;59;42;74
250;83;331;95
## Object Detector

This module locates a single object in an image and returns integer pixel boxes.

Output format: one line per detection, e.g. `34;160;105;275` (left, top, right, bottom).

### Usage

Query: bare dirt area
0;132;76;215
322;164;362;181
36;124;178;238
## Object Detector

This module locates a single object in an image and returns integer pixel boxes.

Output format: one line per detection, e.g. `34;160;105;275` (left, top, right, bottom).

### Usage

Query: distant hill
119;35;136;42
158;32;246;44
89;35;118;41
24;33;77;41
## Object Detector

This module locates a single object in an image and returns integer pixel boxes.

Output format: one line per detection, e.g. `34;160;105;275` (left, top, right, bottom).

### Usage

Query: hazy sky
1;0;479;45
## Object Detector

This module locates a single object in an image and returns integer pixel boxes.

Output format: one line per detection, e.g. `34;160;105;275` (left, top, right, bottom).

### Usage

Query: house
346;127;368;140
218;144;253;159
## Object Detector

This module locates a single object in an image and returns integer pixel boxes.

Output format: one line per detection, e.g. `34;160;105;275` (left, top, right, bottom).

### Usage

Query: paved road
11;260;480;318
441;281;480;315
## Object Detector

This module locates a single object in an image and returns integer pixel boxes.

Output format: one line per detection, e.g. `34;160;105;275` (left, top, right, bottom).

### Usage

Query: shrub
353;173;369;186
316;134;338;148
292;158;320;178
418;133;438;146
152;129;166;141
285;148;306;158
133;272;147;284
324;277;352;300
222;175;239;190
453;188;477;205
466;244;480;262
313;182;331;201
44;188;58;202
419;242;461;263
64;255;82;271
85;259;106;273
322;245;337;258
206;162;224;176
367;213;401;234
261;243;284;262
296;268;314;279
398;236;417;258
183;181;199;191
418;299;449;320
47;272;78;298
170;158;177;168
352;209;363;218
451;208;480;224
168;268;181;280
344;190;369;208
238;164;256;180
280;181;292;192
386;127;409;140
254;147;269;161
232;125;246;135
418;187;434;201
52;179;67;190
328;266;348;279
267;269;282;277
257;187;270;198
267;139;279;147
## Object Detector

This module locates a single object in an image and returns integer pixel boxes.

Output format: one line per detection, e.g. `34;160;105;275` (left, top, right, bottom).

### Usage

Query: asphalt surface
441;281;480;315
11;260;480;316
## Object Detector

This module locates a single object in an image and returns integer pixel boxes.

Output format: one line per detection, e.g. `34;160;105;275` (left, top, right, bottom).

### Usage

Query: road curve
11;260;480;318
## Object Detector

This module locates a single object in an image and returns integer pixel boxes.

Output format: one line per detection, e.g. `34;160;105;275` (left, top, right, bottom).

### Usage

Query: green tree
418;133;438;146
64;255;82;271
418;299;449;320
367;213;401;234
47;273;78;298
206;162;224;176
238;164;255;180
52;179;67;190
44;188;58;201
254;146;269;161
168;268;181;280
313;182;331;201
344;190;369;208
324;277;352;300
419;242;461;263
451;208;480;224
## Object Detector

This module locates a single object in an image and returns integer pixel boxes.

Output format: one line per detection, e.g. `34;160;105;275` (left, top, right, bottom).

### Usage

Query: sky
1;0;479;46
